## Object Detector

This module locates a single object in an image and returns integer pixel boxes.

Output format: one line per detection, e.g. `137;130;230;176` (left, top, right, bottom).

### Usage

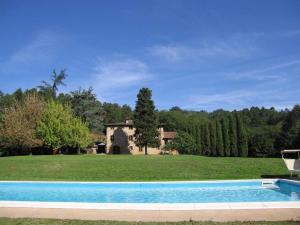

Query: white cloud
89;57;152;100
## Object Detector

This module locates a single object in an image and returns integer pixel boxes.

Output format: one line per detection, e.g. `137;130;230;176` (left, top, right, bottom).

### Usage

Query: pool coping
1;179;300;210
1;201;300;210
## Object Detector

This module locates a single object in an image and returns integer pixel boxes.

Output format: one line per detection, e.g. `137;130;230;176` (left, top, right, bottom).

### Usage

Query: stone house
105;120;176;154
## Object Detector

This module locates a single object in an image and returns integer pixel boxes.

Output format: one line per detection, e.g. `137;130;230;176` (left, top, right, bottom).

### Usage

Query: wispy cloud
148;45;191;62
147;34;258;63
89;57;152;101
188;86;299;111
227;59;300;81
189;90;257;106
0;30;64;73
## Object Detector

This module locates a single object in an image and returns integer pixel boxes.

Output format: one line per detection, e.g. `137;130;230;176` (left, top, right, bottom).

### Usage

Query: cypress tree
204;122;211;155
229;113;238;156
216;120;224;156
221;117;230;156
133;88;160;155
196;124;202;155
201;124;205;155
209;121;217;156
236;113;248;157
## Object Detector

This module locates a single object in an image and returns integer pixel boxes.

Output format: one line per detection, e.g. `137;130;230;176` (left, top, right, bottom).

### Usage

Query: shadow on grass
261;174;299;180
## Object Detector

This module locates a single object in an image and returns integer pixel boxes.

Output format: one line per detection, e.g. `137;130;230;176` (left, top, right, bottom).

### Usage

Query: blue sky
0;0;300;111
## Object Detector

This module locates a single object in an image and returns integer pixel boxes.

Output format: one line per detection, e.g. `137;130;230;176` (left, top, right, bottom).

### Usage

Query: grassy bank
0;155;289;181
0;218;299;225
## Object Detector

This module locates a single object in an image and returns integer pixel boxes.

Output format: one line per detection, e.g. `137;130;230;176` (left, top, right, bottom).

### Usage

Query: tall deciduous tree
70;88;105;132
37;100;90;153
133;88;160;155
279;105;300;149
0;94;45;154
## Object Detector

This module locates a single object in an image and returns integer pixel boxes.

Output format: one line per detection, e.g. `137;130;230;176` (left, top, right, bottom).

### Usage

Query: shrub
37;100;91;153
165;131;197;154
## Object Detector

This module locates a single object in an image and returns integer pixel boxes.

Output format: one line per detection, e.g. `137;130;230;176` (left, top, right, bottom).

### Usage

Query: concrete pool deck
1;207;300;222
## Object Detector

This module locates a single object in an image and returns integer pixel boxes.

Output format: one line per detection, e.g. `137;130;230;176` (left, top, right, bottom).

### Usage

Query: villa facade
105;120;176;155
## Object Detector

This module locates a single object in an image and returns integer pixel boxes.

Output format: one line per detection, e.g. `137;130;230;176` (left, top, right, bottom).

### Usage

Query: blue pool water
0;180;299;203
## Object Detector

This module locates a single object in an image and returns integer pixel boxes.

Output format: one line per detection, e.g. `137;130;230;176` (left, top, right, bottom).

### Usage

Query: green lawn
0;218;299;225
0;155;290;181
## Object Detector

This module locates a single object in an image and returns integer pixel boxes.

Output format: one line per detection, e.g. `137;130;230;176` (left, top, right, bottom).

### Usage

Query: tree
64;116;91;154
165;131;197;154
37;100;91;153
278;105;300;149
229;113;238;156
0;94;45;154
133;88;160;155
121;104;133;121
236;113;248;157
195;124;202;154
70;88;105;132
216;120;224;156
209;121;217;156
103;103;123;123
39;69;67;98
221;117;230;156
202;123;211;155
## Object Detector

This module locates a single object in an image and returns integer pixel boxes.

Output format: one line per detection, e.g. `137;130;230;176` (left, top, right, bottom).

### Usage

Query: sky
0;0;300;111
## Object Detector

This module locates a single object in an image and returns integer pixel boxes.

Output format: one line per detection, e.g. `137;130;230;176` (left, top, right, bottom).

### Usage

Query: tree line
179;112;248;157
0;70;300;157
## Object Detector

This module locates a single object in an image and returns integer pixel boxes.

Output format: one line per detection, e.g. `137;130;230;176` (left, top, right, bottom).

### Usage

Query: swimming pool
0;180;300;203
0;179;300;205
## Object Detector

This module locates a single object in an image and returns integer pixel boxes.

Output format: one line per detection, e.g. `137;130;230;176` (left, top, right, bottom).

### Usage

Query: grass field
0;155;290;181
0;218;299;225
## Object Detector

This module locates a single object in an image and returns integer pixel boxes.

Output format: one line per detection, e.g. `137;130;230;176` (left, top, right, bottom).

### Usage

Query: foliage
277;105;300;149
133;88;160;155
236;112;248;157
1;70;300;157
0;94;45;154
165;131;197;154
38;69;67;99
69;88;105;132
216;120;224;156
103;102;133;124
37;100;90;152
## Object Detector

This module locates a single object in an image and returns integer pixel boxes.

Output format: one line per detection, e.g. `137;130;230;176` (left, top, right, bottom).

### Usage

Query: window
139;146;143;152
110;135;114;141
129;146;133;151
129;126;133;130
128;135;133;141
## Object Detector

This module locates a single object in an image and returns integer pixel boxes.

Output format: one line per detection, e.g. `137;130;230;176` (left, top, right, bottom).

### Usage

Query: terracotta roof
105;122;133;126
163;131;176;139
105;120;164;127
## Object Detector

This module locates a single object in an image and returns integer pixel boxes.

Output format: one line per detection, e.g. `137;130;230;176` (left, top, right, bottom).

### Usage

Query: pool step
262;180;279;189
